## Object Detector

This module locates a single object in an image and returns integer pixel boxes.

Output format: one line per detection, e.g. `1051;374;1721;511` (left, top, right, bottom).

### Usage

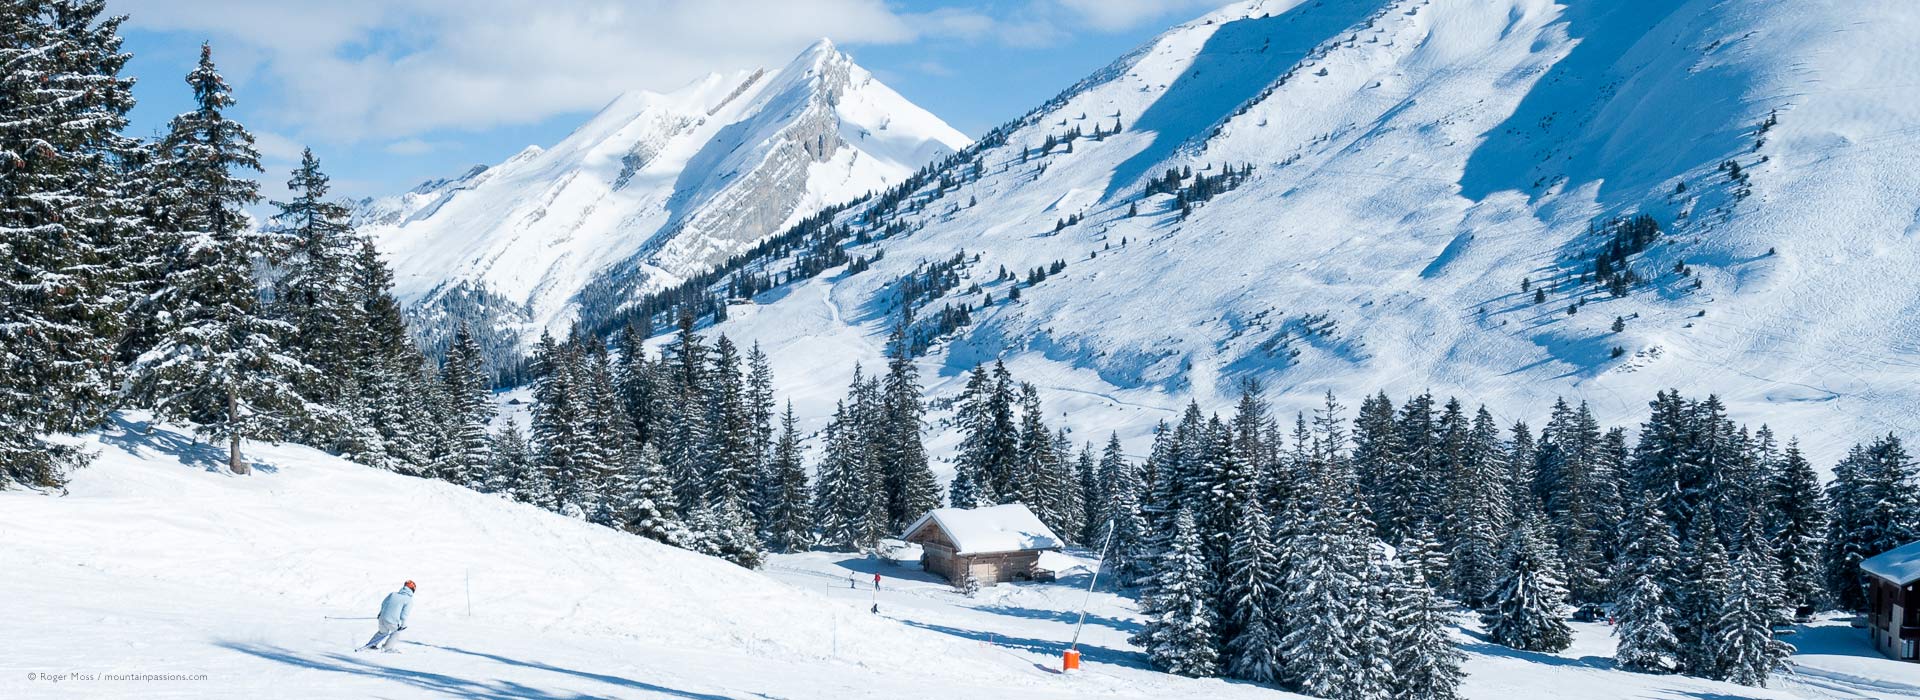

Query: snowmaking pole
1064;519;1116;673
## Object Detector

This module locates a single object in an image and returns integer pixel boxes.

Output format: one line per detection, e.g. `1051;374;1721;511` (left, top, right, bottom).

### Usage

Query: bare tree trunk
228;389;249;475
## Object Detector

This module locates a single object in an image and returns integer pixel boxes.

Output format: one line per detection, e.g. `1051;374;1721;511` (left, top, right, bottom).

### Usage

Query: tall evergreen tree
1824;434;1918;610
657;315;711;508
263;149;358;435
487;422;535;501
1768;439;1826;615
133;43;316;475
1717;522;1794;686
704;335;754;510
1447;406;1511;606
0;0;139;489
438;323;493;487
1612;500;1680;673
763;403;813;552
1675;518;1732;678
1482;513;1572;653
1389;559;1466;700
1144;507;1221;677
878;321;941;530
618;443;690;547
1223;493;1282;683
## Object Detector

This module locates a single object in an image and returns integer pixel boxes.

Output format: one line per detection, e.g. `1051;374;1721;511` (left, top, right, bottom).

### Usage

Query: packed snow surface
7;416;1920;699
904;503;1062;555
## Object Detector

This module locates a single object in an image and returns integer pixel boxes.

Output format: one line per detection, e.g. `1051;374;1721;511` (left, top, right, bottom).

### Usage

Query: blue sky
115;0;1220;204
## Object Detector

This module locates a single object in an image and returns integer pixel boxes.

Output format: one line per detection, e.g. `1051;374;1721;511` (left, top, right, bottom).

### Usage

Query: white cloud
1052;0;1218;33
383;138;438;156
121;0;937;141
251;130;307;161
118;0;1220;143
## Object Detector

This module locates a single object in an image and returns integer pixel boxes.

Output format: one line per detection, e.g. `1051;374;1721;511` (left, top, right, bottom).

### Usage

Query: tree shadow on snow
217;641;732;700
98;414;277;474
977;604;1143;635
1458;638;1612;670
829;556;948;586
897;619;1147;668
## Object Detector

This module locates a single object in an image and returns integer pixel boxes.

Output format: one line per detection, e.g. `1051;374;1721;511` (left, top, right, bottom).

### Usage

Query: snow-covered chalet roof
1862;540;1920;586
902;503;1061;556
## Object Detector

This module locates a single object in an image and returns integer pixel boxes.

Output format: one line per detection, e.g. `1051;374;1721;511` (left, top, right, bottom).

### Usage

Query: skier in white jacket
359;581;415;652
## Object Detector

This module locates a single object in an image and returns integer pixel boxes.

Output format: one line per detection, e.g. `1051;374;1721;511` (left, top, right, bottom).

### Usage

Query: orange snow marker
1062;649;1081;672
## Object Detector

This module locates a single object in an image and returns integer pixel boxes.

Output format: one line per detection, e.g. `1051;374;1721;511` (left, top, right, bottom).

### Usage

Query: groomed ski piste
5;417;1916;699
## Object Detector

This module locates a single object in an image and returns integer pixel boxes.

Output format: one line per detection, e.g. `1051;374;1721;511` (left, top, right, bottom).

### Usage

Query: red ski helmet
404;580;416;591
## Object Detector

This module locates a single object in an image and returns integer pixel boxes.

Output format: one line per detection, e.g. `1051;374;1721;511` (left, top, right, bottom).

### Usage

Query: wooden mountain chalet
1862;540;1920;661
902;503;1062;587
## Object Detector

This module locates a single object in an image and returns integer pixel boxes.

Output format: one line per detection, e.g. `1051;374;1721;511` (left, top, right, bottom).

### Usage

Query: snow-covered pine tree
1400;525;1452;596
1278;470;1363;695
1767;439;1825;616
813;400;871;550
0;0;139;489
1482;513;1572;653
133;43;319;475
528;333;579;512
1051;429;1085;542
1349;544;1398;700
614;324;656;447
1388;393;1443;544
1537;399;1617;604
263;149;358;440
1446;406;1511;607
1075;442;1103;545
1100;433;1151;583
745;341;775;471
619;443;690;547
744;340;777;527
1223;493;1282;683
763;403;813;552
656;314;711;508
693;500;765;569
1715;519;1794;686
487;422;534;500
947;364;997;508
1145;507;1221;677
983;361;1020;495
1388;555;1466;700
878;321;941;530
1612;499;1680;673
1824;434;1918;611
438;324;493;487
703;335;754;511
576;337;632;519
844;367;890;547
1353;392;1406;541
1675;517;1732;678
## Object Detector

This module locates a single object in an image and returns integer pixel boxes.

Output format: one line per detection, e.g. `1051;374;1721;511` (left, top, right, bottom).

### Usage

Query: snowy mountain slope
0;415;1288;699
361;39;967;348
6;416;1909;699
687;0;1920;464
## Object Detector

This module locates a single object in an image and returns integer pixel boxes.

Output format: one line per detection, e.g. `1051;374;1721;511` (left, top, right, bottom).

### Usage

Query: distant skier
358;580;415;652
873;572;882;591
848;573;856;589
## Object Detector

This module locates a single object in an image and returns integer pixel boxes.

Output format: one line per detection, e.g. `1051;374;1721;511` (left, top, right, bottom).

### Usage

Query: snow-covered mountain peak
363;40;969;357
676;0;1920;466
